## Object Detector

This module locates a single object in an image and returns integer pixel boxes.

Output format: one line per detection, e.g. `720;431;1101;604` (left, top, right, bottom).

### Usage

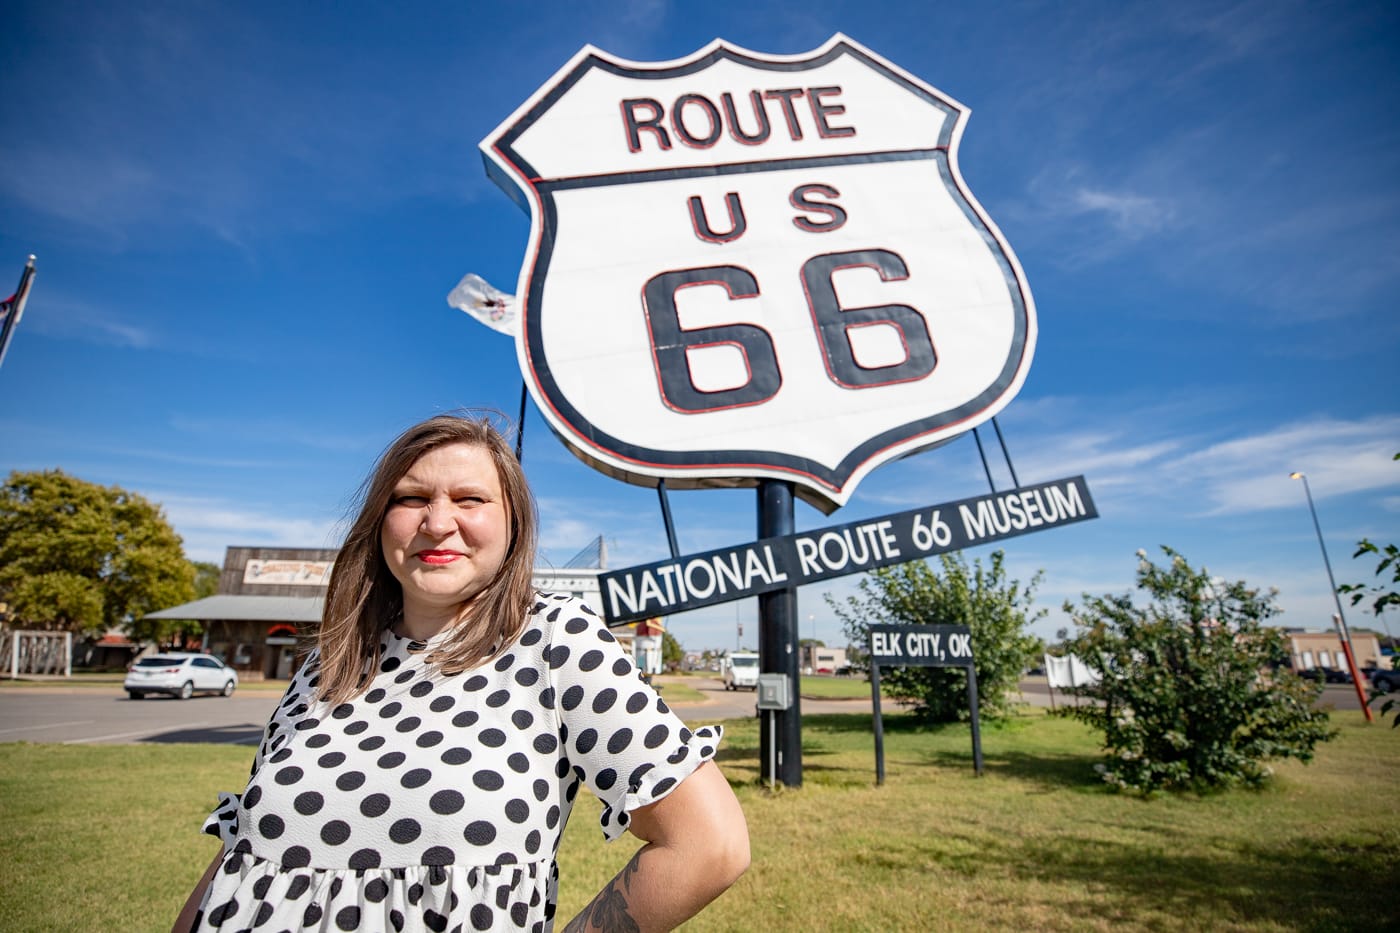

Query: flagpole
0;255;37;372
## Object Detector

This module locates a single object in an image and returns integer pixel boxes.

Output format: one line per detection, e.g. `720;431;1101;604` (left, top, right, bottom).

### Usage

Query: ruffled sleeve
544;597;722;841
200;650;322;850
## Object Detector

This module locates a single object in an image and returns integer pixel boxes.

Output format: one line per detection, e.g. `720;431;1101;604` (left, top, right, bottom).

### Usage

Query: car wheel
127;690;144;700
221;680;235;697
178;680;194;700
1376;675;1395;695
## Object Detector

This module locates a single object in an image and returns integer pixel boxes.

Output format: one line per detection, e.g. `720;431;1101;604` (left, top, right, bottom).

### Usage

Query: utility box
757;673;791;710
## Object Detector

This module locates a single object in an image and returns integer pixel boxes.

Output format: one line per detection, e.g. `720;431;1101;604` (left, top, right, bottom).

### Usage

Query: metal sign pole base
758;480;802;788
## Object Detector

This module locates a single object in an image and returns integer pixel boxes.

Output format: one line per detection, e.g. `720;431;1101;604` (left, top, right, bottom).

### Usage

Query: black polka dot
505;798;529;823
546;805;560;829
365;688;386;703
656;697;671;715
645;724;670;749
401;767;432;788
547;646;571;669
379;701;403;719
348;848;381;869
579;650;604;672
317;751;346;768
471;904;494;930
395;715;422;733
629;763;654;788
293;717;321;731
533;733;558;754
441;747;472;765
305;733;332;749
336;771;366;791
380;657;401;673
302;902;323;926
565;617;588;634
394;669;414;684
591;688;618;713
560;685;584;710
462;675;489;692
667;746;690;765
524;829;541;854
390;909;405;932
377;751;407;769
533;780;550;801
607;728;634;754
243;785;261;809
358;735;386;752
613;658;630;676
451;710;479;728
361;793;391;817
519;627;542;646
382;816;419;843
508;752;530;773
512;709;535;729
430;789;464;814
473;770;504;791
595;768;617;790
626;691;648;714
270;747;292;763
344;720;369;736
653;776;677;796
464;821;496;845
281;845;311;869
365;878;389;902
294;791;324;815
597;628;616;643
485;688;510;708
493;653;516;672
408;882;424;904
336;905;361;931
422;845;455;865
538;686;556;709
252;875;273;899
416;730;444;748
515;668;540;687
321;820;351;845
479;728;506;748
287;874;310;900
425;909;449;932
410;680;434;698
207;898;238;925
575;728;598;753
429;695;455;713
258;814;285;838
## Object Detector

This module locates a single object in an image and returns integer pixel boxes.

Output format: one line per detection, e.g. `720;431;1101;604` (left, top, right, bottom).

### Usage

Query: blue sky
3;0;1397;652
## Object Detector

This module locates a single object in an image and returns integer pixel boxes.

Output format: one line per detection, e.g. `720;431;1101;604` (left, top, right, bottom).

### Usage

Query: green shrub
830;550;1043;724
1060;547;1336;793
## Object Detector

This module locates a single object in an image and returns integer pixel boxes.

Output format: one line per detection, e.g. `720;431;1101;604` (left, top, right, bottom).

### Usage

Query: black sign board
600;475;1096;624
868;624;982;782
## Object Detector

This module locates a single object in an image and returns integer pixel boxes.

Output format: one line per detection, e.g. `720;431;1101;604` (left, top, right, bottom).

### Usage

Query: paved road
0;677;1366;745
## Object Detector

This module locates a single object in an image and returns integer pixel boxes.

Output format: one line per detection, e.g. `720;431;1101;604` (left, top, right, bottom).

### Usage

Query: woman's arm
170;849;223;933
563;761;749;932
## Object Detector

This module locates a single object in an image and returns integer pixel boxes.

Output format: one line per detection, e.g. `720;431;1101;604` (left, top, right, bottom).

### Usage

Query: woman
175;414;749;932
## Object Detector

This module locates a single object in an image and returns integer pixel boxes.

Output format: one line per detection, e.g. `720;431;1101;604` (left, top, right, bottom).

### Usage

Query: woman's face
380;443;511;623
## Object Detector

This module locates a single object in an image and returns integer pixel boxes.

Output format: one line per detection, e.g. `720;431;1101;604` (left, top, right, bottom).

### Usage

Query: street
0;676;1367;745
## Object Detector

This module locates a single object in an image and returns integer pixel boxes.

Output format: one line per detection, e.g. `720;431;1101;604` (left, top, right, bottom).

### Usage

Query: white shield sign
481;34;1035;512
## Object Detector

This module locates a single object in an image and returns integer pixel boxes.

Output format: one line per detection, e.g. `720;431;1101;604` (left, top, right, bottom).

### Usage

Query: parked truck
721;650;760;690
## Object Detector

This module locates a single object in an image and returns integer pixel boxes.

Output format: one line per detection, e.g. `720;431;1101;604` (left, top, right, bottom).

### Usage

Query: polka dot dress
195;593;721;932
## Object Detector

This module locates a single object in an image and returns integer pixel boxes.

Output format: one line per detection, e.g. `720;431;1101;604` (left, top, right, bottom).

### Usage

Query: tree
127;559;220;648
829;549;1044;724
0;470;195;636
1060;547;1336;793
661;630;683;671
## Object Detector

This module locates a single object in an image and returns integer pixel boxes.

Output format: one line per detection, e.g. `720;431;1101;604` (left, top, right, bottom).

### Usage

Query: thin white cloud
156;494;343;563
1071;188;1176;237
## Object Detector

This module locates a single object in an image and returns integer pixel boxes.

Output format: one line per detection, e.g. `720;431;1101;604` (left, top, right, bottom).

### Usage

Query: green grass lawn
3;711;1396;931
796;675;874;699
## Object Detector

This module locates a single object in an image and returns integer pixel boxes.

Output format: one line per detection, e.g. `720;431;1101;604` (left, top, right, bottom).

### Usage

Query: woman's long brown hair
315;414;538;705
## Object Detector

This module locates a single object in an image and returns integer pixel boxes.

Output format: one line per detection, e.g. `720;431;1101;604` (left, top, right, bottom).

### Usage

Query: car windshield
733;657;758;668
136;657;185;667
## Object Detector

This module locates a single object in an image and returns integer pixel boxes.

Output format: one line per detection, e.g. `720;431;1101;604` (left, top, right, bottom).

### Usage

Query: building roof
144;594;323;623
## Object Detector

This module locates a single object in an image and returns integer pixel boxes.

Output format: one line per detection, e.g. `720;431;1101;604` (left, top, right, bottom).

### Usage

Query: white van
721;651;760;690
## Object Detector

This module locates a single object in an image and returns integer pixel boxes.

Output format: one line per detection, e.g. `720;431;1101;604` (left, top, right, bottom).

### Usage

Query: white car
124;653;239;700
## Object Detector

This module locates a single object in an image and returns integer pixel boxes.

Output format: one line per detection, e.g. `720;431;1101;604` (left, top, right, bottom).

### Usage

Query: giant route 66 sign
481;34;1035;513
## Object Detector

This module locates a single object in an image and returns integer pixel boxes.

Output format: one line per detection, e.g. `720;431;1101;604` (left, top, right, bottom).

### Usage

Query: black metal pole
514;382;528;462
967;668;983;776
758;480;801;788
991;417;1020;489
870;655;885;786
657;480;680;560
972;428;996;493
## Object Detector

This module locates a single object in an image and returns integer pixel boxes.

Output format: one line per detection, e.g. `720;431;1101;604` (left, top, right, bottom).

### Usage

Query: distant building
1283;628;1386;672
145;546;606;680
800;644;847;674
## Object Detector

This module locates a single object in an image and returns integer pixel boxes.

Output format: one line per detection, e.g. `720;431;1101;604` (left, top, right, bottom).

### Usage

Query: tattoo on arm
562;848;644;933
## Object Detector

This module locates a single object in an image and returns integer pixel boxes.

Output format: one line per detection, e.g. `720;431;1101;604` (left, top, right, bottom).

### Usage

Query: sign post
869;623;982;782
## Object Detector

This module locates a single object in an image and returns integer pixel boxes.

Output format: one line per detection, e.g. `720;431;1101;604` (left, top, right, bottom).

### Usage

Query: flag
0;255;36;372
446;273;517;336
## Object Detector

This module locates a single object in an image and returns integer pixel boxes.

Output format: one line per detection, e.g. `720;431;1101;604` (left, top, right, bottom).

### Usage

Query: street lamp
1290;471;1372;722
